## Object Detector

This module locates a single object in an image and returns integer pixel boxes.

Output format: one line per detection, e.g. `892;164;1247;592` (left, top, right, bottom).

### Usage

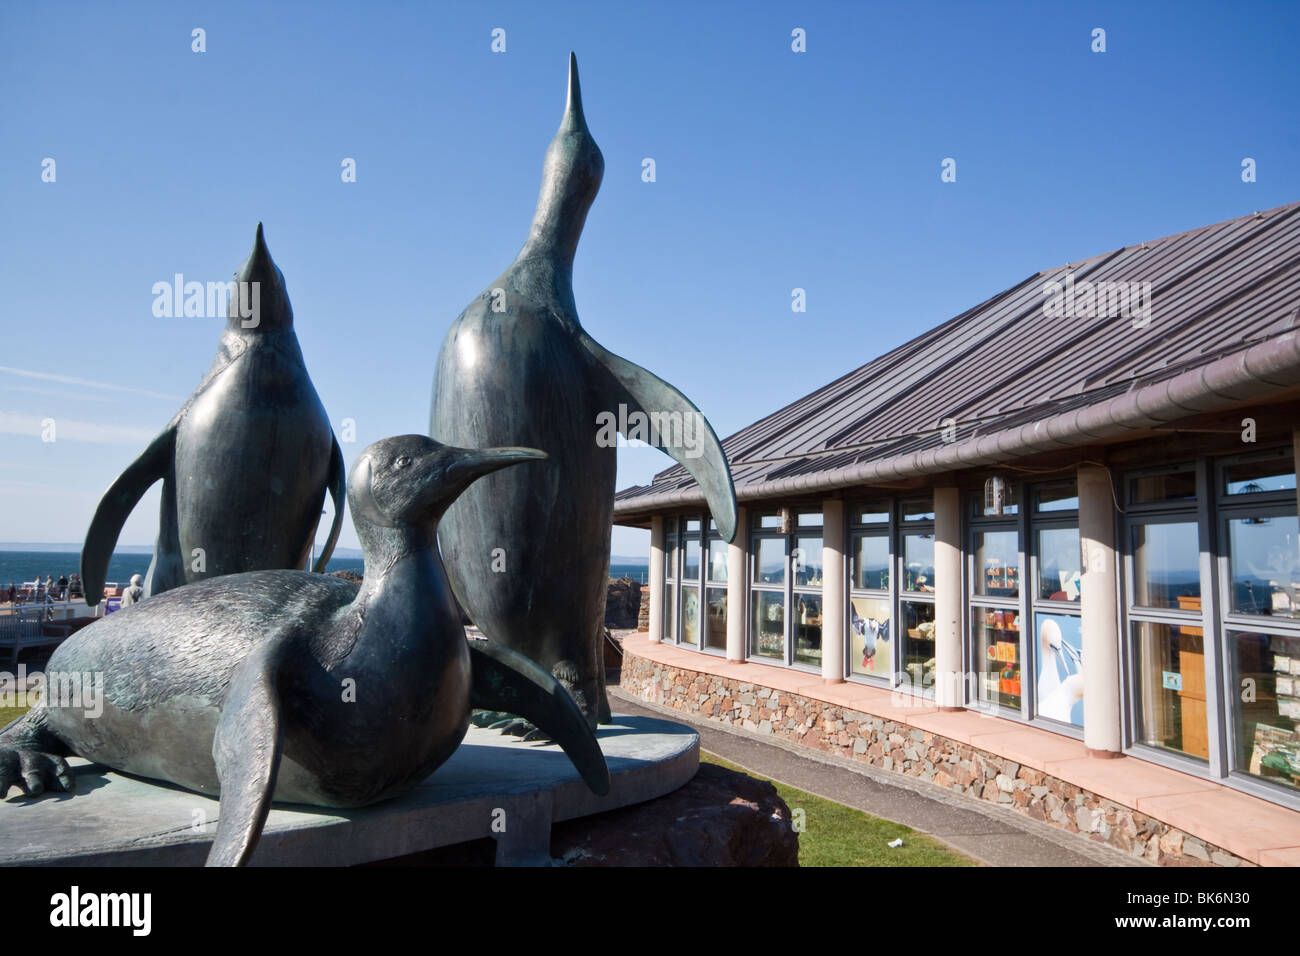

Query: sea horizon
0;549;649;589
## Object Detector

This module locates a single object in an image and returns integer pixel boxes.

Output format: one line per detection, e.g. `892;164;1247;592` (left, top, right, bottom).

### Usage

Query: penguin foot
0;743;75;798
0;711;76;798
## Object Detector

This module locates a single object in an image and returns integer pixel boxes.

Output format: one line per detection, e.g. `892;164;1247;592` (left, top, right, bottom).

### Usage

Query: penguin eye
394;456;412;470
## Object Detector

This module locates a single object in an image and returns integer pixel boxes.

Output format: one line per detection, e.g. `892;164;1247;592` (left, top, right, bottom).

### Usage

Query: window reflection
1037;527;1081;602
903;534;935;592
854;535;889;590
794;535;823;587
1228;630;1300;792
1132;522;1200;608
1227;516;1300;618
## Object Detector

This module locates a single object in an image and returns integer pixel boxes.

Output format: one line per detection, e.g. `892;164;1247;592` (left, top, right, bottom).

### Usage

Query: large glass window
749;512;786;660
973;530;1019;598
1030;482;1083;728
1228;630;1300;793
663;518;678;642
1124;465;1206;760
704;533;728;651
750;589;785;660
899;501;936;695
849;503;893;681
900;600;936;693
1132;620;1208;759
1131;521;1200;609
747;509;823;668
970;489;1023;714
1225;514;1300;618
902;533;935;593
1218;451;1300;795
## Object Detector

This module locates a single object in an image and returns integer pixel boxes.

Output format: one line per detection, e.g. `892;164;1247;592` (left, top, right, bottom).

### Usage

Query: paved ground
608;685;1145;867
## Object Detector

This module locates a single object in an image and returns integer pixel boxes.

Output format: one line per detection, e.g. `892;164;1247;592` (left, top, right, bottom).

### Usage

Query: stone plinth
0;714;697;867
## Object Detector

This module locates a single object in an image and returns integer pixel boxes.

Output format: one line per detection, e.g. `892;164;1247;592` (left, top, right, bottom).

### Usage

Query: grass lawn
702;752;975;867
0;705;29;730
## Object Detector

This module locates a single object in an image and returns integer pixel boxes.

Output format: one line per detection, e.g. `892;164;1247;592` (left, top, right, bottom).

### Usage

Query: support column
933;486;963;709
1293;427;1300;523
821;499;845;683
1079;464;1122;756
648;516;664;644
726;506;748;662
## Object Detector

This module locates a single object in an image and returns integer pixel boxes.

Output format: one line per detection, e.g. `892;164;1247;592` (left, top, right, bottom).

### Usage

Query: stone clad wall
621;650;1249;867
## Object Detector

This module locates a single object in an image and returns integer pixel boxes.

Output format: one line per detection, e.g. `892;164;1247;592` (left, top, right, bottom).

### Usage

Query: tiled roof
616;201;1300;515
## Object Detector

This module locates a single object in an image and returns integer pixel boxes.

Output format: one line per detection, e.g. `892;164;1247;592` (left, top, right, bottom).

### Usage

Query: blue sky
1;0;1297;556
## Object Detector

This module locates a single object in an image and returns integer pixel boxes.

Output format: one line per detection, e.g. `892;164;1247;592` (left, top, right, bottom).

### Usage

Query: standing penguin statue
0;435;609;866
430;54;737;727
79;224;346;606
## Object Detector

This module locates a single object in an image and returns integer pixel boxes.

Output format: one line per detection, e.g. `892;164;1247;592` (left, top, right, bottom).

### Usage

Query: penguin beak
445;446;547;486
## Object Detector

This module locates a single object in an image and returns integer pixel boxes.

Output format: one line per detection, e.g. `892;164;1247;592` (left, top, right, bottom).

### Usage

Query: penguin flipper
80;425;176;606
207;637;287;867
578;331;738;542
467;639;611;796
311;434;347;572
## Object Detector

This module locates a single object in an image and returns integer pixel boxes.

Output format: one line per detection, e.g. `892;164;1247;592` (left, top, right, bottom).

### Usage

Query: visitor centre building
614;201;1300;866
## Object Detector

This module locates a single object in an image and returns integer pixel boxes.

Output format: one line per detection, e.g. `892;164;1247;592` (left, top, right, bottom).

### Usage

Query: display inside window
751;590;784;659
794;593;822;666
849;596;891;677
974;530;1019;598
1227;515;1300;618
1036;612;1084;727
853;534;889;589
681;585;699;645
705;586;727;651
707;539;728;583
975;480;1019;517
1130;470;1196;504
1132;618;1206;758
1225;459;1296;496
899;601;936;692
974;611;1021;711
1037;527;1081;601
754;537;786;585
793;535;823;587
903;533;935;592
1229;630;1300;792
1131;521;1200;608
1036;482;1079;513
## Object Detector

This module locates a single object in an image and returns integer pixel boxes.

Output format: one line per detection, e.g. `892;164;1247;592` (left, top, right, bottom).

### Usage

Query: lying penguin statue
0;435;610;866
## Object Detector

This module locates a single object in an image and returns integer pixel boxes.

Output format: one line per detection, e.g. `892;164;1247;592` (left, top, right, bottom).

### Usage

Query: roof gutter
614;331;1300;518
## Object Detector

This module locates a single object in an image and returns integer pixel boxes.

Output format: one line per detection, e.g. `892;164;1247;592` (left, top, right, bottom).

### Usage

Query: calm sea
0;551;647;588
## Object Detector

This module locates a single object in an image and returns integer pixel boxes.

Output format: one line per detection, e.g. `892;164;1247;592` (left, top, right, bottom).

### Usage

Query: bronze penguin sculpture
430;55;737;727
80;224;346;605
1;435;609;866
